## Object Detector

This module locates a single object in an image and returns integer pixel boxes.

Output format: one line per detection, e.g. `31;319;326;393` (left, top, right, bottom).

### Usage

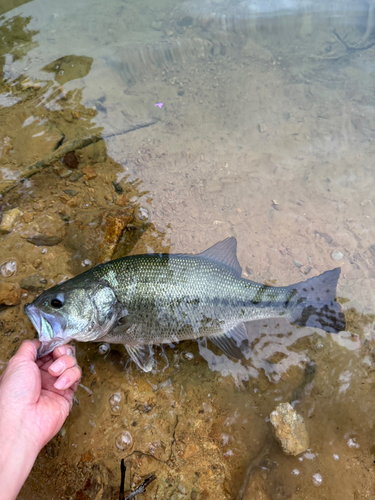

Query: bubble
81;258;92;268
333;454;339;460
98;343;110;355
109;392;122;415
0;259;18;278
135;207;149;222
183;352;194;360
115;431;133;452
41;248;47;254
292;469;300;476
312;473;323;486
347;438;360;449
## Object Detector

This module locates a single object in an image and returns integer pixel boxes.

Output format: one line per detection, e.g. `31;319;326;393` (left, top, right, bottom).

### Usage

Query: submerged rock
0;281;21;306
269;402;309;456
20;213;66;246
0;208;22;234
20;274;47;291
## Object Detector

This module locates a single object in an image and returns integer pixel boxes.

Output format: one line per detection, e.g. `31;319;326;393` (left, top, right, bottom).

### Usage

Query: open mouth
24;303;67;358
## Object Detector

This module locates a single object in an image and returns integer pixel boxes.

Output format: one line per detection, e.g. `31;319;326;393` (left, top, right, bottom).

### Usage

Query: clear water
1;0;375;498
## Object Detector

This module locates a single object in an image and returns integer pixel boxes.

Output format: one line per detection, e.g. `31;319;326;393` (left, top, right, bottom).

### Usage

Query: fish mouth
24;303;67;358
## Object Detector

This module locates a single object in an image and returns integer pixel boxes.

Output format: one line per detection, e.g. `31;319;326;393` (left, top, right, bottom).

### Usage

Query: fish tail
288;268;346;333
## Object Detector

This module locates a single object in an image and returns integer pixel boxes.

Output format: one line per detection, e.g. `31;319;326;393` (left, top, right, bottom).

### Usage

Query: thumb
11;339;41;364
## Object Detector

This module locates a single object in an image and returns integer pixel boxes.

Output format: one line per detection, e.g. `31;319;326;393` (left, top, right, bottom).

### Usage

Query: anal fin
209;322;248;359
126;344;155;372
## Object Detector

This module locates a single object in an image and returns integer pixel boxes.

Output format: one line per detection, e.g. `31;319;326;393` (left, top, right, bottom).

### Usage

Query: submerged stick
236;441;271;500
119;460;156;500
119;459;126;500
0;118;158;196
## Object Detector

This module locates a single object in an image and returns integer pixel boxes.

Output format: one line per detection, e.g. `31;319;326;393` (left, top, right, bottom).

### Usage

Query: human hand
0;339;82;500
0;339;81;451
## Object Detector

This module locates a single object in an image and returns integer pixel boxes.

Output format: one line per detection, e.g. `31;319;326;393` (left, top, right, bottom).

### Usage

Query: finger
53;345;75;360
36;354;52;368
54;366;82;391
9;339;41;365
48;354;77;377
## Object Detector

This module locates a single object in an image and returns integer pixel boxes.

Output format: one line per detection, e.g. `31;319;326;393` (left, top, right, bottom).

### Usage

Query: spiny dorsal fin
197;237;242;276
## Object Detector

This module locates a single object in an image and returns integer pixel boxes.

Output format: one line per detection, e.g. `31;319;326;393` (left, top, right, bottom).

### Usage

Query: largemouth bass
24;237;345;371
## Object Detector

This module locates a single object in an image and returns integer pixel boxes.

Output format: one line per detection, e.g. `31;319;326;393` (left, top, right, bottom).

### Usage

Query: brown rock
20;213;66;246
0;281;21;306
63;152;79;169
115;194;129;207
66;198;78;207
82;166;97;180
23;212;34;223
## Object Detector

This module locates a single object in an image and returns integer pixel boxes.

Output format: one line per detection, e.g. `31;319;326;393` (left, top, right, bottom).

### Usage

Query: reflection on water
1;0;375;498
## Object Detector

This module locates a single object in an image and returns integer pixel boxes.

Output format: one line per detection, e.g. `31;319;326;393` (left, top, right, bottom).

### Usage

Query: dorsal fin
197;237;242;276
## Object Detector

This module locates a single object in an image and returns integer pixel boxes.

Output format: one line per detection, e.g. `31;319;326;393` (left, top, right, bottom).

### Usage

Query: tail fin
289;268;346;333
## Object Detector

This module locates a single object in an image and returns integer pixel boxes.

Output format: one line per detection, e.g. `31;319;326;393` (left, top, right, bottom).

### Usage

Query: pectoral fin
126;344;155;372
209;322;248;359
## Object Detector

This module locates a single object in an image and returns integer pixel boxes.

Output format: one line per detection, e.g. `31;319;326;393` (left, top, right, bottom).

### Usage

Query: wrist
0;408;40;500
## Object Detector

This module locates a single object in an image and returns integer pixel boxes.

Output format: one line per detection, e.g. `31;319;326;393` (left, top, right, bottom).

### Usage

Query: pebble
20;274;47;291
115;194;129;207
82;166;97;180
258;123;268;133
23;212;34;223
57;166;72;178
269;402;309;456
0;208;22;234
70;170;83;182
0;281;21;306
63;152;79;169
63;189;78;197
331;250;344;261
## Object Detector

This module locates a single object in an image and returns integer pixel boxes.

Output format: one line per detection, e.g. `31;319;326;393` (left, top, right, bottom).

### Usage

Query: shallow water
1;0;375;498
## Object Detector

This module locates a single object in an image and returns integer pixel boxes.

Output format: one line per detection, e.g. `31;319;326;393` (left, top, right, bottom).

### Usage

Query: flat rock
20;274;47;291
0;281;21;306
19;213;66;246
269;402;309;456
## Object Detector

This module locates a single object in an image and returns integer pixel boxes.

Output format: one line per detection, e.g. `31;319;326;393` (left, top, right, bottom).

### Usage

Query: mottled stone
269;402;309;456
20;274;47;291
82;165;97;180
20;213;66;246
0;208;22;234
0;281;21;306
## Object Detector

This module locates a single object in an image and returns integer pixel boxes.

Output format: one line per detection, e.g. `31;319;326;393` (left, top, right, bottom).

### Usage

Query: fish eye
50;297;64;309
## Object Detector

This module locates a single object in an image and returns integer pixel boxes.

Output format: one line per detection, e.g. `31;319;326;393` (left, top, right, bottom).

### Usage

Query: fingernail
50;360;64;374
54;377;68;390
66;348;73;356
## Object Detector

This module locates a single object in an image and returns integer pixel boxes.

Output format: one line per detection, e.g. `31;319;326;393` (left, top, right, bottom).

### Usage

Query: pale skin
0;339;82;500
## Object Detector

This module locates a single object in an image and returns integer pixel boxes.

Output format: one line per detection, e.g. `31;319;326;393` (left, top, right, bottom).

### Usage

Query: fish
24;237;346;371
